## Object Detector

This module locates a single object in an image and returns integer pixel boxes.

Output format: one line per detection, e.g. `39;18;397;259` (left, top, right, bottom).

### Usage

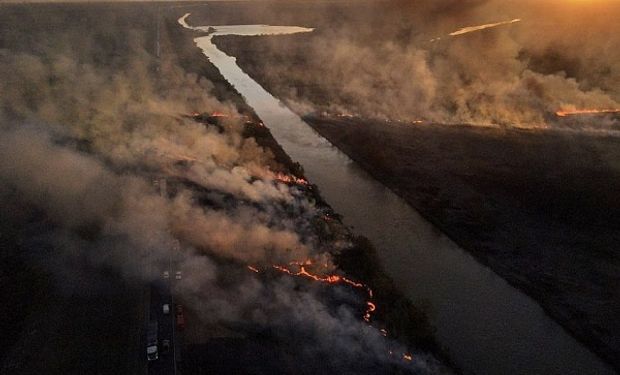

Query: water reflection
178;13;614;375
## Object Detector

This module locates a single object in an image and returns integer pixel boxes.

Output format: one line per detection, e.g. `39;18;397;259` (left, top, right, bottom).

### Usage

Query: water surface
178;13;614;375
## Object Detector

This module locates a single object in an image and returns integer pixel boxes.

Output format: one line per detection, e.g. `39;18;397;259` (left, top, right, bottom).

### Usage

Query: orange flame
274;173;309;186
556;109;620;117
246;262;416;364
388;350;415;363
211;111;229;117
336;113;356;118
363;301;377;322
272;265;363;287
269;263;375;322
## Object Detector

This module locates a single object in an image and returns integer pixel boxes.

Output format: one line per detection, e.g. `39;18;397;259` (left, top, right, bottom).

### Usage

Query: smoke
0;4;444;373
217;0;620;129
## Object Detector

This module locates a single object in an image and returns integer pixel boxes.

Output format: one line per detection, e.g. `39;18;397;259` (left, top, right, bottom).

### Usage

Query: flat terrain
303;115;620;371
0;198;143;375
0;4;154;373
165;11;451;373
203;1;620;369
5;0;617;372
0;3;449;374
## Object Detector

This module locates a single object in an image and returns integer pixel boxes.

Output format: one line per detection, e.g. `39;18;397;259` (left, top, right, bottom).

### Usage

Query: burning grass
335;236;442;355
555;108;620;117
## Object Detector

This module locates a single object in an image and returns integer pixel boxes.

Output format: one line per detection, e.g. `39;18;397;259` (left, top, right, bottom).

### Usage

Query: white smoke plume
0;4;447;373
212;0;620;129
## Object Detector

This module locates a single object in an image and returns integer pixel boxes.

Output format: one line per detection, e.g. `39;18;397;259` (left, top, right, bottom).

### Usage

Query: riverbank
302;114;620;372
0;2;453;372
165;12;455;373
179;6;616;373
208;14;619;369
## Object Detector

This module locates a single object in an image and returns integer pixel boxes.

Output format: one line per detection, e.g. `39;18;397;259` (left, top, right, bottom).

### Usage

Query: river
178;13;614;375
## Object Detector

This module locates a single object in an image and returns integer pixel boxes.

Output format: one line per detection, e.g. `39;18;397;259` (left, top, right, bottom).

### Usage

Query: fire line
555;109;620;117
247;262;415;364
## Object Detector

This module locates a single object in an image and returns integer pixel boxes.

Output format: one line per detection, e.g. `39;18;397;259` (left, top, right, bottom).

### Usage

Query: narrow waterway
178;14;615;375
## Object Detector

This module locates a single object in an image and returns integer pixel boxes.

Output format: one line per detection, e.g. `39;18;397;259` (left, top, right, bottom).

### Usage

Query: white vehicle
175;271;182;280
163;304;170;315
163;271;169;279
146;321;159;361
147;345;158;361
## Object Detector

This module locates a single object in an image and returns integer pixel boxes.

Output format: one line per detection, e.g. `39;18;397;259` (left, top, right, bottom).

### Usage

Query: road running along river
178;13;615;375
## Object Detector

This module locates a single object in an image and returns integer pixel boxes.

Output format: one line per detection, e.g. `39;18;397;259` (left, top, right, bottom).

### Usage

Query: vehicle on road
146;321;159;361
163;304;170;315
175;271;182;280
147;345;158;361
163;270;169;279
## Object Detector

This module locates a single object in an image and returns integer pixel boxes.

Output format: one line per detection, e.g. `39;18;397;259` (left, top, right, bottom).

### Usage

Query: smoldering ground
0;4;445;373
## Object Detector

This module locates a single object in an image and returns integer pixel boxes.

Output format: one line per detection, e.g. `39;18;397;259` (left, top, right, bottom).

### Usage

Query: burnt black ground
303;114;620;371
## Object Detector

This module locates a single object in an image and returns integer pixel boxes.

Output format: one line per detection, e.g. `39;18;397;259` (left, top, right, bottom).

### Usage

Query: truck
146;321;159;361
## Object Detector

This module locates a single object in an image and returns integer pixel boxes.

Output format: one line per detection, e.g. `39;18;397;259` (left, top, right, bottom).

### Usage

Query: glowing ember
555;109;620;117
274;172;309;186
211;111;228;117
363;301;377;322
247;265;260;273
336;113;356;118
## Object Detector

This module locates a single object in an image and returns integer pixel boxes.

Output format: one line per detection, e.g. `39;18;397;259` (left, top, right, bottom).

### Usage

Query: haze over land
207;0;620;371
0;1;619;374
212;0;620;130
0;2;449;374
